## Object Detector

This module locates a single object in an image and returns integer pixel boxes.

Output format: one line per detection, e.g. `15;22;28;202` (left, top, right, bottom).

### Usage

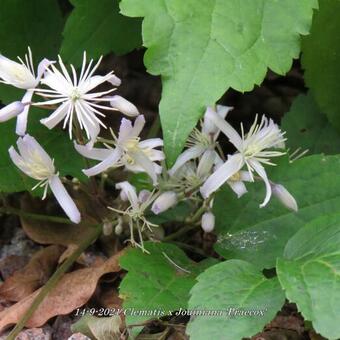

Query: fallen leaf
0;250;124;332
15;325;53;340
20;193;104;246
0;255;29;280
0;245;64;302
72;314;122;340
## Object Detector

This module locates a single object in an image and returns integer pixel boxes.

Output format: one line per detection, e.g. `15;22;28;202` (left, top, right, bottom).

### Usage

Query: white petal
151;191;177;215
16;90;34;135
110;95;139;117
118;118;133;142
168;145;205;176
228;180;248;198
240;170;253;182
200;153;244;198
147;149;165;162
272;183;298;212
49;175;81;223
8;146;28;175
116;181;139;210
138;189;151;203
129;149;158;184
40;102;70;129
108;74;121;86
0;101;25;122
37;58;54;81
83;148;122;177
197;149;216;178
201;212;215;233
74;142;112;161
131;114;145;137
205;108;243;150
249;159;272;208
139;138;163;149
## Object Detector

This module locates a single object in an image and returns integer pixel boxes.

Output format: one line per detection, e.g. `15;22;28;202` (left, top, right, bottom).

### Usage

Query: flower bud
201;212;215;233
272;183;298;212
115;218;123;235
103;221;113;236
151;191;177;215
110;95;139;117
138;189;151;203
0;101;25;122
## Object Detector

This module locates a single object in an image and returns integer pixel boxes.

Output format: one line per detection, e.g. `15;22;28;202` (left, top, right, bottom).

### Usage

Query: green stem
7;224;101;340
0;206;74;224
163;224;198;241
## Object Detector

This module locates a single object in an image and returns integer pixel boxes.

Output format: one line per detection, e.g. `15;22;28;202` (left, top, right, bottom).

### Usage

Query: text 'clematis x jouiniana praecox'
75;115;164;184
200;109;286;207
9;135;81;223
34;52;139;144
0;47;51;135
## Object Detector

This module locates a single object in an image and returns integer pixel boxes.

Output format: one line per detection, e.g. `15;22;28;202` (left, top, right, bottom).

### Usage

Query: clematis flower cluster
0;47;298;251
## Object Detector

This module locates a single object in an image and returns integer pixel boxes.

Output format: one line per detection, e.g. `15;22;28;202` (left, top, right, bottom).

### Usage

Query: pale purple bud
201;212;215;233
0;101;25;122
151;191;177;215
138;189;151;203
110;95;139;117
272;183;298;212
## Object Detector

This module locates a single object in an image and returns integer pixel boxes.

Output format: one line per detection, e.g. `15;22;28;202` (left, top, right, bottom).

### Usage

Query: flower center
70;88;81;101
125;137;140;151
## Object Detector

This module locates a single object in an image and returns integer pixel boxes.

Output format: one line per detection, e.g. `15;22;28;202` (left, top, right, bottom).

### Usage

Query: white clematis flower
75;115;164;184
0;47;51;135
9;135;81;223
200;110;286;207
168;105;233;176
35;52;138;143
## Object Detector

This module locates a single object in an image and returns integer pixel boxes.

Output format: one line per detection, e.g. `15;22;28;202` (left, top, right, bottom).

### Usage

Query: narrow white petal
108;74;121;86
118;118;133;142
110;95;139;117
197;149;216;178
200;153;244;198
49;175;81;223
131;114;145;137
0;101;25;122
74;142;112;161
228;180;248;198
16;90;34;135
8;146;28;175
116;181;139;210
139;138;163;149
249;159;272;208
40;102;70;129
168;145;205;176
130;149;158;184
83;148;122;177
205;108;243;150
37;58;54;81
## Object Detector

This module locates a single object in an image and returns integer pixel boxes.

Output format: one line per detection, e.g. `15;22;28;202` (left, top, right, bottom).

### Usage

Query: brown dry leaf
20;193;105;247
0;255;29;280
0;250;124;333
0;245;64;302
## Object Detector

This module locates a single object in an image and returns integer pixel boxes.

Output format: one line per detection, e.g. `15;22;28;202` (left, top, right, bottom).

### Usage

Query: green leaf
119;242;217;328
302;0;340;133
277;213;340;339
60;0;142;67
282;93;340;155
213;154;340;269
0;108;86;193
120;0;317;164
0;0;63;103
187;260;285;340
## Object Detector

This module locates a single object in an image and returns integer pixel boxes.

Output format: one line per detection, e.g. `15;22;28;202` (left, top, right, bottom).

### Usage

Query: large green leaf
120;0;317;164
187;260;285;340
282;93;340;154
213;154;340;269
0;0;63;103
277;213;340;339
119;242;217;328
60;0;142;67
0;109;86;192
302;0;340;133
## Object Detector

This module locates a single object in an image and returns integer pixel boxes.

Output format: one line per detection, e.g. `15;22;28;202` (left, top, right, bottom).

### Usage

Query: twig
7;224;102;340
